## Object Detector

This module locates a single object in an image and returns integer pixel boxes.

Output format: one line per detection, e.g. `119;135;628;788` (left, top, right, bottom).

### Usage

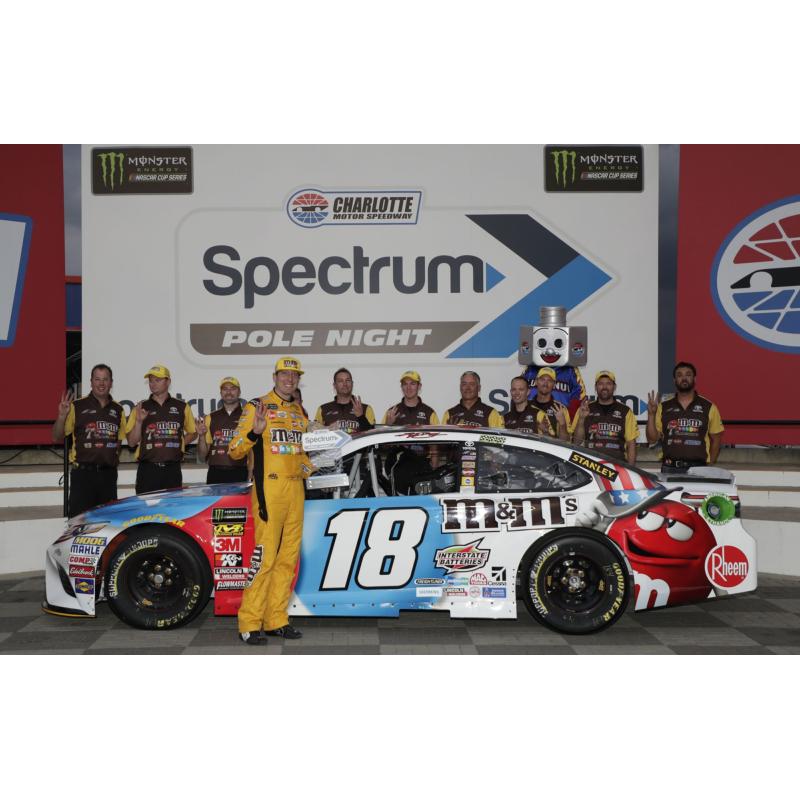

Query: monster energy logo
551;150;577;187
97;151;125;190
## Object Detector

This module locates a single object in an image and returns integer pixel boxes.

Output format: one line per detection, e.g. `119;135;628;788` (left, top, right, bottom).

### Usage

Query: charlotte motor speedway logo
287;188;422;228
0;214;33;348
711;196;800;353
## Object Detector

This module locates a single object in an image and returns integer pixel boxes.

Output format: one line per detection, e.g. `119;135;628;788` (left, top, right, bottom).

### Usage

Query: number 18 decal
320;508;429;591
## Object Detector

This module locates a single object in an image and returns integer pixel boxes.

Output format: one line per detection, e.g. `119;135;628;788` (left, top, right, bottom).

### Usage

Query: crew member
572;370;639;463
503;376;545;434
646;361;724;472
228;357;313;645
52;363;126;517
125;365;197;494
315;368;375;433
522;364;586;417
197;377;248;484
529;367;571;441
442;371;504;428
382;370;439;425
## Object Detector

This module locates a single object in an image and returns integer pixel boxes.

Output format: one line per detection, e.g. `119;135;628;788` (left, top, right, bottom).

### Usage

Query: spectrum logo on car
286;188;422;228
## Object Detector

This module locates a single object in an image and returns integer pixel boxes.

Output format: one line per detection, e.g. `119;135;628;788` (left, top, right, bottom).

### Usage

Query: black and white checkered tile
1;572;798;654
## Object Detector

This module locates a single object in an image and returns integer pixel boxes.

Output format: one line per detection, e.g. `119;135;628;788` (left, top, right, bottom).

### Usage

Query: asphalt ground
1;570;799;654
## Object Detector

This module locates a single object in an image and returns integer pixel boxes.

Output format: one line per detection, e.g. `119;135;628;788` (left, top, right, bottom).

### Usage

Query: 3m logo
97;151;125;190
0;214;33;348
705;545;749;589
551;149;577;188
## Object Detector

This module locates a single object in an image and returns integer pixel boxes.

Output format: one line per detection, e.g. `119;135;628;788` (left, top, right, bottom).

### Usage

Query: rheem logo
705;545;749;589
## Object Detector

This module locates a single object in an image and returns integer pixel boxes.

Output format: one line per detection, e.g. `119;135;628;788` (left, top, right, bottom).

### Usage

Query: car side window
476;444;591;493
370;441;462;497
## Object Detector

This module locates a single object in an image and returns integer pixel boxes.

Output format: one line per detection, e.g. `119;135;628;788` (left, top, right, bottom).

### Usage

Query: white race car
44;427;757;634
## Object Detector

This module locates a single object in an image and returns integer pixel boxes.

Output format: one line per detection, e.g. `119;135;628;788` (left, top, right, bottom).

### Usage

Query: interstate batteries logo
545;146;643;192
287;188;422;228
92;147;193;195
711;197;800;353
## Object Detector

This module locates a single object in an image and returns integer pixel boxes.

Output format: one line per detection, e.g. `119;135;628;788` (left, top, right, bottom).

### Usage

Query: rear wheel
105;526;212;629
519;530;631;634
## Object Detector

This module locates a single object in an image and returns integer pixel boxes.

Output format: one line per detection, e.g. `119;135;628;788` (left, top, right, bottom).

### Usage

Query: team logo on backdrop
287;188;422;228
0;213;32;348
92;147;193;195
712;196;800;353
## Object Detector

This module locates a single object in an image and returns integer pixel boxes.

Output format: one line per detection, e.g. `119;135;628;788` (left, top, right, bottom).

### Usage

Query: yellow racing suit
228;390;312;633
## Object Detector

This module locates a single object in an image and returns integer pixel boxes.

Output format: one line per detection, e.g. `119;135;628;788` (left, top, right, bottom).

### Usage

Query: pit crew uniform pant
69;465;118;518
238;477;305;633
135;461;182;494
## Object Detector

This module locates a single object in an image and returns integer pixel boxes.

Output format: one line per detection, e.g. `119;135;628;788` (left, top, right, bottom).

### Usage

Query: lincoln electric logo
712;196;800;353
287;188;422;228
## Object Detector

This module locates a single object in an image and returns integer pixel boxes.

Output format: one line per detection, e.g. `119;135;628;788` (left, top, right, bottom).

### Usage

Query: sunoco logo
287;188;422;228
711;196;800;353
705;545;749;589
551;150;577;188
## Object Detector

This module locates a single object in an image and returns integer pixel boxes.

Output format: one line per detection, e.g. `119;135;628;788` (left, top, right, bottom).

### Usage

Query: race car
43;426;757;634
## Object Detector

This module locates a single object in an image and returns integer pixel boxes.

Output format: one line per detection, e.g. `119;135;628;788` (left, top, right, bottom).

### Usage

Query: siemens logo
202;245;485;308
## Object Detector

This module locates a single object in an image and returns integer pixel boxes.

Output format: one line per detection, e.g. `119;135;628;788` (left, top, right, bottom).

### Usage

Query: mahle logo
97;151;125;190
551;149;577;187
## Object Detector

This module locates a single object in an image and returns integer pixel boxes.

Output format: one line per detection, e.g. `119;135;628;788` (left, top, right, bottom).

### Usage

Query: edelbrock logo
287;188;422;228
711;196;800;353
0;214;33;348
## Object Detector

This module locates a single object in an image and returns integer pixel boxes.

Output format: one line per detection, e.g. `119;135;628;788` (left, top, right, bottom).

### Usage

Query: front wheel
518;530;631;634
105;526;212;629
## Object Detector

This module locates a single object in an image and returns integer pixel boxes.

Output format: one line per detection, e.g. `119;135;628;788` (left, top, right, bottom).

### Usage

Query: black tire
105;526;212;630
518;529;632;635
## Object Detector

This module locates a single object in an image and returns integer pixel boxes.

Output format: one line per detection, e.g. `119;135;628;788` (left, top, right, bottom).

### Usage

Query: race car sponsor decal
215;552;243;568
55;522;107;543
482;587;506;598
705;545;749;589
478;433;506;445
216;580;248;591
213;536;243;553
700;495;737;526
121;514;186;528
396;430;443;439
69;554;98;566
75;578;95;594
415;578;445;585
445;587;468;597
212;507;247;523
416;586;443;597
568;451;618;481
212;522;244;536
469;572;488;585
440;495;576;533
434;539;490;573
70;541;104;557
69;565;95;578
491;566;507;582
73;535;106;546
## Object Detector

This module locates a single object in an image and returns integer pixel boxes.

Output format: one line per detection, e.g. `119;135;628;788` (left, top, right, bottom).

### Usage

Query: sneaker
238;630;268;646
264;624;303;639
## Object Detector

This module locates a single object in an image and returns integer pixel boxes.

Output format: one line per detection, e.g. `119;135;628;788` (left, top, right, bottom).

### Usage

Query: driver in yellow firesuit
228;357;313;645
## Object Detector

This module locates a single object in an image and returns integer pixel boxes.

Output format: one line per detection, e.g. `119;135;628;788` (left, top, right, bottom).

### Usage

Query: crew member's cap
219;376;241;389
144;364;171;379
537;367;557;380
400;370;421;383
274;357;304;375
595;370;616;383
